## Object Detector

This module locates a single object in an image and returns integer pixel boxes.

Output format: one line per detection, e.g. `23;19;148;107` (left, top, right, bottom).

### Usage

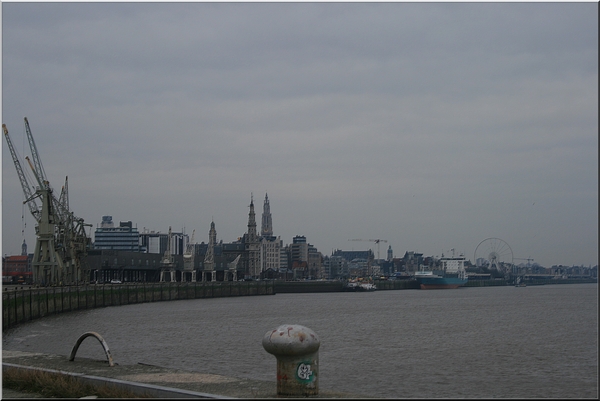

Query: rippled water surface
3;284;597;398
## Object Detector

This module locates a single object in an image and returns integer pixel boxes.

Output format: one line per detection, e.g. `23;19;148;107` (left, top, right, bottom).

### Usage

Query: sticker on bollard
296;362;314;382
263;324;320;396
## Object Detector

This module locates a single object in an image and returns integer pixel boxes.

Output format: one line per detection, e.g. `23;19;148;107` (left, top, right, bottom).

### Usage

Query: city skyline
2;3;598;268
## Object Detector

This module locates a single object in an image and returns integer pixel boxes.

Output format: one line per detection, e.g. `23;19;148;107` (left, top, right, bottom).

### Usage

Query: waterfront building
328;255;347;279
403;251;423;272
139;229;188;255
290;235;308;263
331;249;374;278
308;245;323;279
280;246;290;270
93;216;140;251
2;253;32;284
332;249;374;264
286;236;323;280
261;236;282;272
85;249;165;283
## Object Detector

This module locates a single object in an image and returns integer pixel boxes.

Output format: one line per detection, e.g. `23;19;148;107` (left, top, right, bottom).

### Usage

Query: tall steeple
209;220;217;247
261;192;273;237
204;220;216;269
245;193;261;278
21;239;27;256
247;193;257;241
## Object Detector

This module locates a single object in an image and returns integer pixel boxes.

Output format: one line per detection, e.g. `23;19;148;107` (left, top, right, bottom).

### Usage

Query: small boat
357;282;377;291
344;281;377;292
344;281;359;291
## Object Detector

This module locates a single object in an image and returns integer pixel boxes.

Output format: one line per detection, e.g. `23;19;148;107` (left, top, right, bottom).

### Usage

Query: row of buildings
3;194;379;284
88;193;329;282
3;193;598;284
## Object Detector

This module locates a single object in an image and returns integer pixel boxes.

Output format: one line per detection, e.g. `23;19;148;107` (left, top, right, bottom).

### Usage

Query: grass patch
3;368;152;398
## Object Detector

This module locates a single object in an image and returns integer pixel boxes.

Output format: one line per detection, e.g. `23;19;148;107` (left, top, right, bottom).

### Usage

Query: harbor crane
182;229;197;282
348;238;388;260
3;119;92;286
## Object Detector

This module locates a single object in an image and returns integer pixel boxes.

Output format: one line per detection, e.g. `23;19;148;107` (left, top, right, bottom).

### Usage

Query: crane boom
4;118;92;286
348;238;388;260
3;124;41;222
24;117;49;190
349;238;388;244
58;176;69;214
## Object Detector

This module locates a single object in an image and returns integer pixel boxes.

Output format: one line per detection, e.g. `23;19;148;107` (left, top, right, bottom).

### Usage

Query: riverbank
4;278;595;329
3;281;275;330
2;351;367;399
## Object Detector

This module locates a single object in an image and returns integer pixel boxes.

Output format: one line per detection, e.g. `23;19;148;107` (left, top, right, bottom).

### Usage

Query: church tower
261;193;273;237
245;194;261;278
203;220;217;281
21;239;28;256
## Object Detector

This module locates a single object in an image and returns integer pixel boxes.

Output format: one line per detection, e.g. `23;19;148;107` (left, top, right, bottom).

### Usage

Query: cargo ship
414;251;468;289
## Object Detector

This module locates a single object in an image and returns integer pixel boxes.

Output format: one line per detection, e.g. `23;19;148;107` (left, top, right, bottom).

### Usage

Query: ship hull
415;277;467;290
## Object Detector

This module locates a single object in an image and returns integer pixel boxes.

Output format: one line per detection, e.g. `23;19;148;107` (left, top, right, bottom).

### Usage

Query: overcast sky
2;2;597;268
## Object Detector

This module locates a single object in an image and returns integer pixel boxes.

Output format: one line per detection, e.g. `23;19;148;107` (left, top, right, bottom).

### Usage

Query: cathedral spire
247;193;257;241
204;220;216;267
261;192;273;237
245;193;260;278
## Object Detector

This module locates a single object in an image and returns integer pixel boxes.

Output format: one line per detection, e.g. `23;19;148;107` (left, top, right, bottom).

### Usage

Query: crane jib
3;118;92;287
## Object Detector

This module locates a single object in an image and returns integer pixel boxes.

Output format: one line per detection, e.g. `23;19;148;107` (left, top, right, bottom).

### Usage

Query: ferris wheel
474;238;514;274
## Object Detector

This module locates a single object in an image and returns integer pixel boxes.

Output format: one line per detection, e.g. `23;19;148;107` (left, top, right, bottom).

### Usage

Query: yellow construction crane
348;238;388;260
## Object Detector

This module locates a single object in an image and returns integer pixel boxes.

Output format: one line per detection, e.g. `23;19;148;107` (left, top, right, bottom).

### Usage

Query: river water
3;283;597;398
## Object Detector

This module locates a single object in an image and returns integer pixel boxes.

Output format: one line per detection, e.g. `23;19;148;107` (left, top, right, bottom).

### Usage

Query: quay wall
4;278;594;330
274;279;421;292
274;280;345;293
519;278;597;286
2;280;275;330
464;279;508;287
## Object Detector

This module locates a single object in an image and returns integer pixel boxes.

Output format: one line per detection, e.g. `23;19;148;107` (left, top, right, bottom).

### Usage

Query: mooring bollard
262;324;320;397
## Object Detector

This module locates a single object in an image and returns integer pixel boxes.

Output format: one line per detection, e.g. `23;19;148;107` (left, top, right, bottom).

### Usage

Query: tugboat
414;251;468;289
356;282;377;291
515;276;527;287
344;279;377;292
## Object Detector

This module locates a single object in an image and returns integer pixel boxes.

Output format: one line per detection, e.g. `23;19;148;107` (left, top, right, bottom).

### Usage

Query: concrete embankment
2;351;366;399
5;279;595;329
3;281;275;329
274;279;420;292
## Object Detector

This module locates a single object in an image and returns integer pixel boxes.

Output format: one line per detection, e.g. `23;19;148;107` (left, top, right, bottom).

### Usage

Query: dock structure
3;350;363;398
